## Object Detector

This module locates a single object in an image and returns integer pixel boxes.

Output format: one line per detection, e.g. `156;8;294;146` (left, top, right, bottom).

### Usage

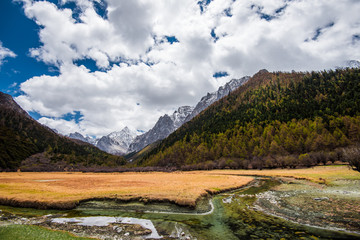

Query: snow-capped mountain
185;77;249;122
128;106;194;153
128;77;249;153
172;106;194;128
346;60;360;68
68;132;97;145
336;60;360;69
96;127;137;155
68;127;136;155
68;77;249;155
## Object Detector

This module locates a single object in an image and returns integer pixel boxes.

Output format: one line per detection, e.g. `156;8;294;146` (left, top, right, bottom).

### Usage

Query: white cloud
38;117;81;135
21;0;155;68
16;61;214;136
0;42;16;66
15;0;360;137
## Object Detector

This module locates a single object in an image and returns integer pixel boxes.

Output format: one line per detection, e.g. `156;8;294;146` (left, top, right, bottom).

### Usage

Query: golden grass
0;171;253;209
207;165;360;184
1;166;357;209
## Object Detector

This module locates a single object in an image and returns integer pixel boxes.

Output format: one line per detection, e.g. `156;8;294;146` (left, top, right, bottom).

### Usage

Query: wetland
1;166;360;239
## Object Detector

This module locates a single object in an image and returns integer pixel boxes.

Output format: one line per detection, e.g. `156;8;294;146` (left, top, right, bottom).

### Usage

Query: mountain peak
97;126;137;155
128;76;249;153
0;92;123;170
258;69;269;74
346;60;360;68
185;76;249;123
0;92;12;104
0;92;30;118
69;132;85;139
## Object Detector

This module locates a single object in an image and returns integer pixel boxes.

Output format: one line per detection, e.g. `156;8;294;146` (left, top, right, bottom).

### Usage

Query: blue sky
0;0;359;137
0;1;55;93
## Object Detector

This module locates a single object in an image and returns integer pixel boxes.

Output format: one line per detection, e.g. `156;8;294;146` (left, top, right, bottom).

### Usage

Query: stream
1;177;360;239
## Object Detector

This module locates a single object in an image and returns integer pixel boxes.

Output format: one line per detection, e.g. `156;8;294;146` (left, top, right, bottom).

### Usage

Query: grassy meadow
0;171;253;209
0;225;92;240
0;165;359;210
209;165;360;184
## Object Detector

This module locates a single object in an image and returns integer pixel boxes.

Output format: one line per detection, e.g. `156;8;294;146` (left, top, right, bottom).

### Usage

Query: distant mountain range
68;127;137;155
96;127;137;155
0;92;125;171
68;77;249;155
2;66;359;171
68;132;97;145
67;60;360;156
128;76;249;153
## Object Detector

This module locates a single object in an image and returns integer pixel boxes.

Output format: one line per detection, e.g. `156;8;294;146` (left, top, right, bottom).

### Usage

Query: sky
0;0;359;138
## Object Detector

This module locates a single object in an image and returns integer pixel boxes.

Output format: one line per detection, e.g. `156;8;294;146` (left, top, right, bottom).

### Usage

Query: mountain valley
68;76;249;155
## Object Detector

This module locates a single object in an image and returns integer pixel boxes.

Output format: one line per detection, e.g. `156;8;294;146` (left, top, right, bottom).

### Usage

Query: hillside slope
0;92;125;171
138;68;360;169
128;77;249;153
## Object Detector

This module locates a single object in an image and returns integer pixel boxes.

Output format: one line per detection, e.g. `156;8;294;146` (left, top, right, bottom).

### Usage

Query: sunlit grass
1;166;357;209
0;171;253;208
209;165;360;184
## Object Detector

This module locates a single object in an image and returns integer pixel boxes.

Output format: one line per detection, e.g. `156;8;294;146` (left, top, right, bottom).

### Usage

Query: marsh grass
209;165;360;184
0;172;253;209
0;225;92;240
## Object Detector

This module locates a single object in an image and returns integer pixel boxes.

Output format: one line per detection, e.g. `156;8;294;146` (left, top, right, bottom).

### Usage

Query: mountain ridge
137;68;360;169
96;127;137;155
0;92;125;170
68;77;249;155
128;76;249;153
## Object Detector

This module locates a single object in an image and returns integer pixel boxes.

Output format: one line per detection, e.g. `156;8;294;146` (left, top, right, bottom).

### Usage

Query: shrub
342;145;360;172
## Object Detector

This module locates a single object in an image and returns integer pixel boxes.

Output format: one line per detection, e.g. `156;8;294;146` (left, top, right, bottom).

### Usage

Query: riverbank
254;177;360;233
1;166;360;239
1;175;360;239
209;165;360;184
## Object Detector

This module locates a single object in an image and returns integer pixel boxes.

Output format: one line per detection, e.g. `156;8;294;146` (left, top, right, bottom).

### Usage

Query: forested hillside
138;68;360;169
0;92;126;171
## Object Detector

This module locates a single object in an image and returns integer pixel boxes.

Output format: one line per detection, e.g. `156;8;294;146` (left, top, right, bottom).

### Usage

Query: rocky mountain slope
68;132;97;145
0;92;125;170
138;68;360;169
68;77;249;155
185;77;249;122
68;127;137;155
128;106;194;153
96;127;137;155
128;77;249;153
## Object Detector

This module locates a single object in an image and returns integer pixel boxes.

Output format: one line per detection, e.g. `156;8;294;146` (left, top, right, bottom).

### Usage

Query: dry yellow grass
208;165;360;184
1;166;357;209
0;171;253;209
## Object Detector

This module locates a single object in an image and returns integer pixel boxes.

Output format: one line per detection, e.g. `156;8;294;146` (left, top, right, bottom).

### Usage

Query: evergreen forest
138;68;360;170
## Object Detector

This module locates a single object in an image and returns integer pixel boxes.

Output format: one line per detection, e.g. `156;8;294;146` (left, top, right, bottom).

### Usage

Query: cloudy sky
0;0;359;137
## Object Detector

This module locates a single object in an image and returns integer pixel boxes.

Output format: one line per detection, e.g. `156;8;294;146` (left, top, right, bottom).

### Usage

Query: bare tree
342;145;360;172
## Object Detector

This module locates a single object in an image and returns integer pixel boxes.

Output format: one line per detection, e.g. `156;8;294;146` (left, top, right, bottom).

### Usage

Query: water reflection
52;216;162;239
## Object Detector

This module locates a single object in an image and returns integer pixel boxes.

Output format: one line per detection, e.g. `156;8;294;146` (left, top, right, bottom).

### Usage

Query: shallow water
1;177;360;239
52;216;161;239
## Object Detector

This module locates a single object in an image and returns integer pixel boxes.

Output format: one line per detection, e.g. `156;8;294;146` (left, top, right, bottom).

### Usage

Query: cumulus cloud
15;0;360;137
38;117;81;135
16;61;212;136
0;42;16;66
21;0;155;68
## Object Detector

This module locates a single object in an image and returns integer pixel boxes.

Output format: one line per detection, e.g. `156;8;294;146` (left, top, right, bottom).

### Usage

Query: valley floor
0;165;359;239
0;171;254;209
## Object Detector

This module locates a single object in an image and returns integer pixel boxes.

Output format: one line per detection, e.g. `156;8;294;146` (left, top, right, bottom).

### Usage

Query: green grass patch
0;205;65;217
0;225;92;240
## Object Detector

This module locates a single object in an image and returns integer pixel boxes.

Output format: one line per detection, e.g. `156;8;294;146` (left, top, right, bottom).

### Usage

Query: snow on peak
171;106;194;129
